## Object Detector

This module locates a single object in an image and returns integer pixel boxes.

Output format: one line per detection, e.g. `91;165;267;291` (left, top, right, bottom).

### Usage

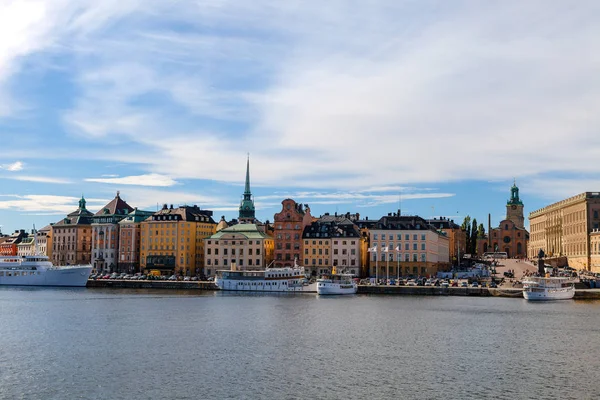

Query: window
421;234;425;241
405;234;409;240
381;234;386;240
413;234;417;240
421;243;425;251
373;234;378;240
413;243;417;250
413;253;418;262
421;254;426;262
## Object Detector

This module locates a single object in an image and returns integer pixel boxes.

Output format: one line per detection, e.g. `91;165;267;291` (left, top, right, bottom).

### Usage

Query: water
1;288;599;400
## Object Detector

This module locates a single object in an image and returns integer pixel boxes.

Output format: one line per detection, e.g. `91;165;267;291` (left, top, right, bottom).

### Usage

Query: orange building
140;204;216;276
273;199;313;267
0;230;28;256
118;208;154;274
51;197;93;266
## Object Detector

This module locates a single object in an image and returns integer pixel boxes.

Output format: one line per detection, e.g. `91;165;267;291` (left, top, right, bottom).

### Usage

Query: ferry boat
0;255;92;287
522;276;575;301
215;261;317;292
317;267;357;295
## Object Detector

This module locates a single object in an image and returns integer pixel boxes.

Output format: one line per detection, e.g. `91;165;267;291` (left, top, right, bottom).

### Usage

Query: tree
477;223;486;239
461;216;472;254
470;218;478;254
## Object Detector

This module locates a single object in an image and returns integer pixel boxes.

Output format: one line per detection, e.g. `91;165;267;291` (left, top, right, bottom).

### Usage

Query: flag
382;246;389;252
368;245;377;252
395;246;400;252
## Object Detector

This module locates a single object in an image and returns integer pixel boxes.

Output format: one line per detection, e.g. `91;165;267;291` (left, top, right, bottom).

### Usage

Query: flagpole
386;248;389;285
396;247;400;282
375;248;378;284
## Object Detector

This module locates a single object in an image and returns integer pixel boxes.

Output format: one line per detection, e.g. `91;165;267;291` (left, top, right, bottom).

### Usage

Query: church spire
244;153;251;196
239;154;255;222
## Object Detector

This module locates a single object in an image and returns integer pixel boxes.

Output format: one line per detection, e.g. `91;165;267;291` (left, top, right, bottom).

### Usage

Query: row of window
206;248;261;256
303;240;357;245
373;234;426;241
373;242;426;251
207;259;262;266
372;253;427;262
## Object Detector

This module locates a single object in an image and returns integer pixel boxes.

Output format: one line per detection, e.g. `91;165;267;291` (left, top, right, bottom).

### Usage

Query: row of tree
460;215;486;255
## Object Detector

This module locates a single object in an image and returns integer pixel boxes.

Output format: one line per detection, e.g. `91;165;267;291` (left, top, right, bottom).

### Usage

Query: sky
1;1;599;235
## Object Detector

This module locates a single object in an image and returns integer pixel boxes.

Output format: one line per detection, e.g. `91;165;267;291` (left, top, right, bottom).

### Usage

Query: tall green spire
507;180;523;205
239;154;255;221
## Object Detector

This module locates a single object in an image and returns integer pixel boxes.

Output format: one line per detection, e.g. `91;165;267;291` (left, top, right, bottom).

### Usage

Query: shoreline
85;280;600;299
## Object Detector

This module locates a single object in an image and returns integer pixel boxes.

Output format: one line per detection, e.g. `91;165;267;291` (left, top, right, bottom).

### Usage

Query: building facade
590;229;600;271
118;208;154;274
302;216;361;277
204;223;274;277
52;197;93;266
0;230;28;256
426;217;466;265
37;225;52;258
273;199;313;267
91;192;135;273
368;214;450;278
140;204;216;276
17;236;35;256
529;192;600;271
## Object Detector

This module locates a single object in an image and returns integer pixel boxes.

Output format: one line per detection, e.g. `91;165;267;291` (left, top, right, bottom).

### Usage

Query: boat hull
523;287;575;301
0;266;92;287
216;278;317;292
317;282;357;295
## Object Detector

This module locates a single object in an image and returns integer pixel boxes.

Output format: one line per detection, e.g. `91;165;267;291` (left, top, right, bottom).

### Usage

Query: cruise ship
215;262;317;292
0;255;92;287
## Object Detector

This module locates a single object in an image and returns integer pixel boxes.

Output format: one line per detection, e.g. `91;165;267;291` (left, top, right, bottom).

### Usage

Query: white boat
317;267;357;295
0;255;92;287
522;276;575;301
215;261;317;292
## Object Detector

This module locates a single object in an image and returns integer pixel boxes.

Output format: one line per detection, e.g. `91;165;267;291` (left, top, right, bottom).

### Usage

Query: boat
215;261;317;292
317;267;357;295
0;255;92;287
522;276;575;301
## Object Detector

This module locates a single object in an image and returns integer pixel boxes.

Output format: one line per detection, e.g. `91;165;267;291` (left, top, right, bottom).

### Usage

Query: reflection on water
1;287;599;400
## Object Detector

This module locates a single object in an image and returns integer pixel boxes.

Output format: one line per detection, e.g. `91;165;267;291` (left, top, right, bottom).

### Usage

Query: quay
85;280;600;299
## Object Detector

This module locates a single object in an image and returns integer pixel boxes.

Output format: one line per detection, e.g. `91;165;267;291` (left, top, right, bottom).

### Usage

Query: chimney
170;204;173;209
162;204;168;210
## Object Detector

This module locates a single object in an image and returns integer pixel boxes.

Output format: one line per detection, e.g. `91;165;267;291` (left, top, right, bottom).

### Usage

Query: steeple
506;180;524;229
79;195;87;210
507;179;523;206
239;154;256;222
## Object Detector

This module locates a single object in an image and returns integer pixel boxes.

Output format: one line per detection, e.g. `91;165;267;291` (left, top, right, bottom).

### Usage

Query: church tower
238;155;256;223
506;180;524;229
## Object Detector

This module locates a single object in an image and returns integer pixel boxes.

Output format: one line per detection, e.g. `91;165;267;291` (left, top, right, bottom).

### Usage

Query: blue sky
1;1;599;234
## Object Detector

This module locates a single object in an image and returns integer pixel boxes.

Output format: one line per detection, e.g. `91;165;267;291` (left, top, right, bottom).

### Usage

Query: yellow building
140;204;216;276
529;192;600;271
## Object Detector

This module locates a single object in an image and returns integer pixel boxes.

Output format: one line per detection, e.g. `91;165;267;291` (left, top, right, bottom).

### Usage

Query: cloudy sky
1;0;599;234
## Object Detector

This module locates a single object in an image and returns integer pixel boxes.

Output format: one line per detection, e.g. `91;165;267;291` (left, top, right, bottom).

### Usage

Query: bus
483;252;508;260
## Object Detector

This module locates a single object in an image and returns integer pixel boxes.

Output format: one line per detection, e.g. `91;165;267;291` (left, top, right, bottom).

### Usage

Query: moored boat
215;261;317;292
317;267;357;295
0;255;92;287
522;276;575;301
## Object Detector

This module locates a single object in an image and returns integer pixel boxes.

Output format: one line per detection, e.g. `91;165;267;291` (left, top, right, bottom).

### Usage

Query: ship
0;255;92;287
215;261;317;292
522;276;575;301
317;266;358;295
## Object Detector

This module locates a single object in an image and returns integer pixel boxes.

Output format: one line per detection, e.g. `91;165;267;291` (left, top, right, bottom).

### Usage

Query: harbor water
1;288;599;400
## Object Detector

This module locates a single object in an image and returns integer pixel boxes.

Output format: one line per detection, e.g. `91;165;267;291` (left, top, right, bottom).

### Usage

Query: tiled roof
208;223;272;240
94;192;134;217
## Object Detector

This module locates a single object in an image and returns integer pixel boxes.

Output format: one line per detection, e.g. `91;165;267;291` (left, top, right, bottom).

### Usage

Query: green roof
208;223;272;240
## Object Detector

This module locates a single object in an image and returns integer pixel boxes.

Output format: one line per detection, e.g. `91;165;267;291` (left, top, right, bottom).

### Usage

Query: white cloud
3;1;600;193
85;174;178;187
0;161;24;171
4;175;72;184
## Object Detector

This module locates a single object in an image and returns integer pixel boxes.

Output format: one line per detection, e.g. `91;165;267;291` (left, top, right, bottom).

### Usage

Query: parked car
168;275;177;281
191;276;198;281
183;276;191;281
471;282;479;288
460;282;468;288
440;281;450;288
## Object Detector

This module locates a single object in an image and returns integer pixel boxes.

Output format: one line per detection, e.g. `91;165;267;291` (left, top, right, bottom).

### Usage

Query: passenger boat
317;267;357;295
0;255;92;287
215;261;317;292
522;276;575;301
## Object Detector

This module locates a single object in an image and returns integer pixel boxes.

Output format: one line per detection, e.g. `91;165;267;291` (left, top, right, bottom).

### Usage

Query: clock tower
238;155;256;223
506;180;524;229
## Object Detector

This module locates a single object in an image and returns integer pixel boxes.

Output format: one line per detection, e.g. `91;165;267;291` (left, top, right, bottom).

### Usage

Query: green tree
477;223;486;239
470;218;478;254
461;215;472;254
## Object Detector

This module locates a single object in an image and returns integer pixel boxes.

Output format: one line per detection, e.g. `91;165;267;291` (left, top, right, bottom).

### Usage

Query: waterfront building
477;182;529;258
273;199;313;267
590;230;600;271
302;214;361;277
91;192;134;273
51;196;93;266
529;192;600;271
37;225;52;258
118;208;154;274
355;217;378;277
17;236;35;256
140;204;216;276
426;217;466;265
368;213;450;278
204;223;274;277
0;229;28;256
